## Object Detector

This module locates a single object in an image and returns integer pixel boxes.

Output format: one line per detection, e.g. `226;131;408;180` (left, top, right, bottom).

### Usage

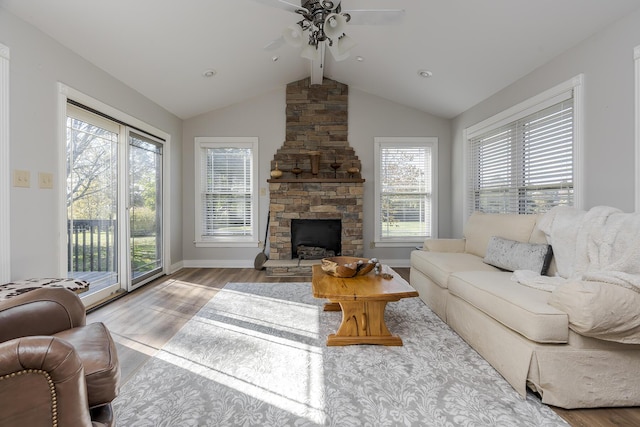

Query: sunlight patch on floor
157;288;327;424
194;288;322;340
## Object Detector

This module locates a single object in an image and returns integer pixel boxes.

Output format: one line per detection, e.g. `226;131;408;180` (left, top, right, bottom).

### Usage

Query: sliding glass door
66;103;165;303
129;132;163;289
66;105;120;300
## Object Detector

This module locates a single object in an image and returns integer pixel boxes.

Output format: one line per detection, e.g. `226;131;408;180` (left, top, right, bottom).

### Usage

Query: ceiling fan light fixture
283;24;304;47
328;34;356;61
280;0;354;62
263;0;404;69
328;46;348;61
324;13;347;40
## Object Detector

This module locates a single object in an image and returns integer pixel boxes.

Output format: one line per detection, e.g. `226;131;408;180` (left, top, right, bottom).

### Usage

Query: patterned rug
114;282;568;426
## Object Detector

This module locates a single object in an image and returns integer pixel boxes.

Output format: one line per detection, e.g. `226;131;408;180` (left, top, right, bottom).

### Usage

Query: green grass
381;220;429;238
70;232;159;273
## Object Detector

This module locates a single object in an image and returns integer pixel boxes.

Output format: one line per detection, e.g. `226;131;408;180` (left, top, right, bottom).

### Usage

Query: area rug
114;282;568;426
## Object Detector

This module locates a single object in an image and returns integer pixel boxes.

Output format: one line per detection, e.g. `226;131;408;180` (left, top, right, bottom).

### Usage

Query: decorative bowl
321;256;375;278
347;166;360;175
270;168;283;179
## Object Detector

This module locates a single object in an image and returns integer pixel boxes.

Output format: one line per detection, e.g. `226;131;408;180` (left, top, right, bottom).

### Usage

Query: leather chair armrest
0;288;87;343
0;336;93;427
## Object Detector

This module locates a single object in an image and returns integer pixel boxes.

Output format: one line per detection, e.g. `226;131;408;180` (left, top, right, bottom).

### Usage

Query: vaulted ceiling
2;0;639;120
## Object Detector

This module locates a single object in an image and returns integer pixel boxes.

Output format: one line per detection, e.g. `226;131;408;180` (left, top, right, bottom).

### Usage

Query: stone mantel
267;178;365;183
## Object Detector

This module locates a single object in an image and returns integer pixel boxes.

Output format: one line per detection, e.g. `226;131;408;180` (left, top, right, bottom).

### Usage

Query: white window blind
194;137;258;247
468;97;574;215
375;138;436;243
200;146;253;238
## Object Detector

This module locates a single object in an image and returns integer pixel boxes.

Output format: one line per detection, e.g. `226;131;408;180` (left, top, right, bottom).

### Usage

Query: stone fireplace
266;77;364;276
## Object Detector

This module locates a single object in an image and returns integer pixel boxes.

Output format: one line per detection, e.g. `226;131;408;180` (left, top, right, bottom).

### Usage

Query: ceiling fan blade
250;0;308;14
343;9;405;25
278;0;308;13
264;36;285;51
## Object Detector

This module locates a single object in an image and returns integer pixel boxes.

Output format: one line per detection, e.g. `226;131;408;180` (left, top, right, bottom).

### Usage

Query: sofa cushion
483;236;553;274
448;271;568;343
549;280;640;344
410;251;499;289
464;212;540;258
422;238;466;253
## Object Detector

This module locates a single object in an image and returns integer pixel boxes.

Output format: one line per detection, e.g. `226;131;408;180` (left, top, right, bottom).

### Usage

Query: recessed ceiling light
356;56;364;62
202;69;217;78
418;70;433;78
272;56;279;62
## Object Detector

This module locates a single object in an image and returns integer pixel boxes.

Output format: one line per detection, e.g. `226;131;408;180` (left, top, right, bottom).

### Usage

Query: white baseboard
182;259;255;269
168;261;184;274
382;259;411;268
179;258;410;269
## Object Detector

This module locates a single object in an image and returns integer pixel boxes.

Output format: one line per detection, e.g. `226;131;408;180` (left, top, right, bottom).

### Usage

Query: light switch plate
39;172;54;189
13;170;30;188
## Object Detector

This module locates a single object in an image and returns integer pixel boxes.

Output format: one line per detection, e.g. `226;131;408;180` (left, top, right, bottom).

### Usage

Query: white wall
13;2;636;270
450;8;640;237
182;86;451;267
0;9;183;279
182;88;286;267
349;89;451;264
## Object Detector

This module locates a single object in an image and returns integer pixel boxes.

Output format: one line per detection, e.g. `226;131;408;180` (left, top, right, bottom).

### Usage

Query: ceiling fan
253;0;405;84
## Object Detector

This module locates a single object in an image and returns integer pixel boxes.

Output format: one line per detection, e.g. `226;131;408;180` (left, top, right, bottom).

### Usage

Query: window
374;137;438;245
194;137;258;247
465;75;583;217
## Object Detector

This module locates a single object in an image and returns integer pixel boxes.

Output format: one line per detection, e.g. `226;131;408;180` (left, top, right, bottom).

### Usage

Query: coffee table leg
326;300;403;346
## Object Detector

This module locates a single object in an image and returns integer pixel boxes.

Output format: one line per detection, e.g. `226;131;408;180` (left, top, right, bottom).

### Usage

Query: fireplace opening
291;219;341;259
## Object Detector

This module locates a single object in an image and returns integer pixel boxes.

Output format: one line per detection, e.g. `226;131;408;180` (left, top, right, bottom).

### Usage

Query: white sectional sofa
410;208;640;409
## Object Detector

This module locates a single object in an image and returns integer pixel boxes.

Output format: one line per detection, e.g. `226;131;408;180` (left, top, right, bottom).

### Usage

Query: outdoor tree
66;117;117;220
381;148;427;230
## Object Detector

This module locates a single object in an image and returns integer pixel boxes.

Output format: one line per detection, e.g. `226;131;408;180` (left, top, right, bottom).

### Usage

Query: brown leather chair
0;287;120;426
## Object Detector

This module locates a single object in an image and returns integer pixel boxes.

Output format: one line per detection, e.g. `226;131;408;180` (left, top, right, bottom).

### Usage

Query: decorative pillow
483;236;553;275
464;212;539;257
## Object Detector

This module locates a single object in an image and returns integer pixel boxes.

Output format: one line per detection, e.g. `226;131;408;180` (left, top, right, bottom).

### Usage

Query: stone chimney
267;78;364;275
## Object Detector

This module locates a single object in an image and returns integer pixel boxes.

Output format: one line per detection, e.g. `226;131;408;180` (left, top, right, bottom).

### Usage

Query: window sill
373;240;426;248
194;241;260;248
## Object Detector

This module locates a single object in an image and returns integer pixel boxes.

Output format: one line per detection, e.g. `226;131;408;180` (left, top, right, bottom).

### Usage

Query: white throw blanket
510;270;568;292
513;206;640;294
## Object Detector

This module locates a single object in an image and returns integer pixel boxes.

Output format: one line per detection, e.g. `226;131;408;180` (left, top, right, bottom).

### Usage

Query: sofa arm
0;288;87;343
0;336;93;427
422;238;466;253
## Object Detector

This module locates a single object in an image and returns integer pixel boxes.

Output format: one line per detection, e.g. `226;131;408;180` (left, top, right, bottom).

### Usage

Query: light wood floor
88;267;640;427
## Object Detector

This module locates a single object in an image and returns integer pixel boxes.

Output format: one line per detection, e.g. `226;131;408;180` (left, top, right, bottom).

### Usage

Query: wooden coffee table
311;264;419;346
